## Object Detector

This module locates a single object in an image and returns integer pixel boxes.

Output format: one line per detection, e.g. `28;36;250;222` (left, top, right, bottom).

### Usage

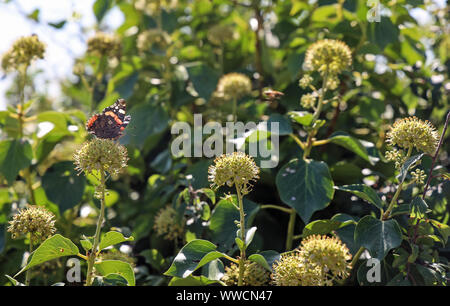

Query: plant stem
422;111;450;200
260;204;293;214
382;146;413;220
235;184;246;287
85;170;106;286
350;246;365;268
285;209;296;251
232;97;237;123
23;168;36;206
25;237;33;286
312;69;328;122
289;133;305;150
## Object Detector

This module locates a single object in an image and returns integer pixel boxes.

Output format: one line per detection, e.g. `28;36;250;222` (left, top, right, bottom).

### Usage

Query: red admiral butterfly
86;98;131;140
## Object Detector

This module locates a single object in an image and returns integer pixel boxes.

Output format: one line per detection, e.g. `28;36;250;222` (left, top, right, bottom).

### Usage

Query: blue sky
0;0;123;110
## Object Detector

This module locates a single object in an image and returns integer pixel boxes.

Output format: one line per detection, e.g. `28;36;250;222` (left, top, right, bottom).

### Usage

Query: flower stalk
85;169;106;286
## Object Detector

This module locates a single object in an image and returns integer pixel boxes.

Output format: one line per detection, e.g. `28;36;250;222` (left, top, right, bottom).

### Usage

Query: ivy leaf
164;239;226;278
93;0;112;23
95;260;135;286
430;220;450;244
328;132;376;165
248;250;280;272
186;63;219;101
98;231;134;251
267;113;292;135
276;158;334;223
5;275;24;286
335;184;384;209
302;218;354;237
409;197;428;219
80;239;93;252
288;111;314;126
41;161;86;213
168;275;222;286
354;216;402;261
210;197;259;252
15;234;79;276
0;139;33;185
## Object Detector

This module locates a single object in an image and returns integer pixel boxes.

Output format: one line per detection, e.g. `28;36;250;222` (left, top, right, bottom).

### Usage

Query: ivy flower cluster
1;35;46;72
153;205;185;242
386;116;439;155
7;205;56;243
73;138;128;178
272;235;352;286
222;260;271;286
299;39;351;110
87;32;122;58
304;39;352;76
208;152;260;195
216;73;252;101
207;24;235;46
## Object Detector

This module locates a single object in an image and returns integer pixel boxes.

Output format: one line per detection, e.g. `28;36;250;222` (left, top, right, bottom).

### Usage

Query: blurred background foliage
0;0;448;285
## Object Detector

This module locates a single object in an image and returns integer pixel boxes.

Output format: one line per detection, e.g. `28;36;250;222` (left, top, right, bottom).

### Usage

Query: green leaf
368;17;399;50
288;111;314;126
0;139;33;185
210;197;259;252
122;103;169;149
41;161;86;212
16;234;79;276
99;231;134;251
164;239;226;278
430;220;450;244
276;158;334;223
200;188;216;204
168;275;221;286
328;132;376;165
202;259;224;281
248;250;280;272
140;249;166;271
410;197;428;219
95;260;135;286
93;0;112;23
335;184;383;209
398;154;424;183
186;63;219;100
5;275;24;286
80;239;93;252
302;219;354;237
354;216;402;261
267;113;292;135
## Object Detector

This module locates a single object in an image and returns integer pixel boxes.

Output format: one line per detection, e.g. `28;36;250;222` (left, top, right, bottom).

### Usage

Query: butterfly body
86;98;131;140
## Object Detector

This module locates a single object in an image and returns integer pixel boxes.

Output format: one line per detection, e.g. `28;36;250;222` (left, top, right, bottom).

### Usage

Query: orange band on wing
105;111;123;125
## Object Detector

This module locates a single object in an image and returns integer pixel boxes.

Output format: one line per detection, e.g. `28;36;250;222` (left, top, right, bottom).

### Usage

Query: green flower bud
73;138;128;177
7;205;56;243
222;260;270;286
208;152;260;195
